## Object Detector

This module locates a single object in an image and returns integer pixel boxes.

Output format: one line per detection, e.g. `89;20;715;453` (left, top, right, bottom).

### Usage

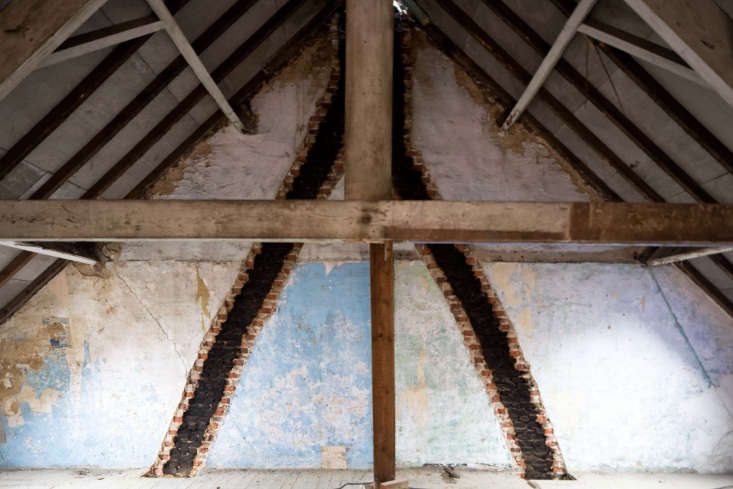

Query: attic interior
0;0;732;488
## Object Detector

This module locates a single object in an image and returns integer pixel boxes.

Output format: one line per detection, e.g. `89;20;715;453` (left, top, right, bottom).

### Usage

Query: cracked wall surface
0;20;732;474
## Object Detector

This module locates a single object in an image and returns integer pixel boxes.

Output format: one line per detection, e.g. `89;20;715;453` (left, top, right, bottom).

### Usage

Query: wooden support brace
2;200;733;246
344;0;395;484
623;0;733;107
0;0;109;101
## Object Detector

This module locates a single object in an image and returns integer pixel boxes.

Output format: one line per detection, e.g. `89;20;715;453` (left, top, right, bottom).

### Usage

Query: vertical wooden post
369;241;395;484
344;0;394;485
344;0;393;201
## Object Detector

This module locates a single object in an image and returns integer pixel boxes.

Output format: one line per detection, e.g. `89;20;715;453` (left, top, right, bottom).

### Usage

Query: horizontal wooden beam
1;200;733;246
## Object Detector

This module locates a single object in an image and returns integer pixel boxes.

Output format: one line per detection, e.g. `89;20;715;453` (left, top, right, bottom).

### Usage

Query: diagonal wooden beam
576;21;704;86
0;241;97;265
37;18;165;69
644;246;733;266
29;0;258;199
145;0;244;130
548;0;733;175
0;0;191;183
481;0;716;203
435;0;663;202
82;0;304;199
0;251;34;289
0;1;343;324
0;0;108;101
501;0;598;129
623;0;733;107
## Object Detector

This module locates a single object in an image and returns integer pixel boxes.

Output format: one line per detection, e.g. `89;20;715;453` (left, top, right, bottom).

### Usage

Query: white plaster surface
410;42;590;203
484;262;733;472
0;260;240;467
394;262;511;467
1;24;732;474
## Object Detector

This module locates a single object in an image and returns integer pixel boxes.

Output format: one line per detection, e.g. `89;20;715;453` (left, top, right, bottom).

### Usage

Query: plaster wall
0;28;731;474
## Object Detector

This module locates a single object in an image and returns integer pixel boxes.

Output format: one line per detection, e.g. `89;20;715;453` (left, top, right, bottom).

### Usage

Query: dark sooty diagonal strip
164;23;345;476
392;18;553;479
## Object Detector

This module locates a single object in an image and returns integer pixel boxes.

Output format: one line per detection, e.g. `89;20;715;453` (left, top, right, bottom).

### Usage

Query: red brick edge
402;28;567;478
148;17;343;477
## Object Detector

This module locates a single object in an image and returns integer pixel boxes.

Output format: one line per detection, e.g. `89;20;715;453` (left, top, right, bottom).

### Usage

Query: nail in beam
344;0;395;485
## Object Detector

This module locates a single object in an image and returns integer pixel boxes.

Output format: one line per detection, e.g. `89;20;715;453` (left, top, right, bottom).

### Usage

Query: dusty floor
1;468;732;489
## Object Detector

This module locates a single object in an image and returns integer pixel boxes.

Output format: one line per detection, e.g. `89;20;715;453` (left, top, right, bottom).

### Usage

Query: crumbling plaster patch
410;38;591;203
0;260;241;467
148;35;335;201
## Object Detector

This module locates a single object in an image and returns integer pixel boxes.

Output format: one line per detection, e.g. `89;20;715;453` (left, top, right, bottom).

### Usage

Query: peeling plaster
411;37;591;203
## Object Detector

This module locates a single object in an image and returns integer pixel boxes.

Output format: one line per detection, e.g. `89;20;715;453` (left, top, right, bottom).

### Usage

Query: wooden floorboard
3;468;731;489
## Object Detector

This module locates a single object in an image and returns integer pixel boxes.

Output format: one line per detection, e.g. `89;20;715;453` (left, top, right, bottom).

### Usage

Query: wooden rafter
548;0;733;175
435;0;662;202
501;0;599;129
0;0;108;101
479;0;717;202
622;0;733;107
0;0;191;182
29;0;259;200
81;0;304;199
410;0;732;317
345;0;396;484
0;1;343;324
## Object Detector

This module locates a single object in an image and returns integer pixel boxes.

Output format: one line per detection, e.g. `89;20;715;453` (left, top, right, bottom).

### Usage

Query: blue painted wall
207;261;509;469
208;262;374;468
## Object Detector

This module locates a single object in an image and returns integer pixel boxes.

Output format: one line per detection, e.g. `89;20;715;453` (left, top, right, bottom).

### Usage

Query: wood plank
0;251;34;288
623;0;733;107
548;0;733;174
344;0;393;201
0;0;108;101
2;200;732;246
345;0;395;484
146;0;244;130
0;258;66;325
0;0;191;183
645;246;733;266
38;19;164;68
501;0;599;129
370;243;395;485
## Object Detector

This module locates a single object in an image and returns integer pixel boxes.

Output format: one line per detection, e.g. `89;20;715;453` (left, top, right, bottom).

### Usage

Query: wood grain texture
2;200;733;245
